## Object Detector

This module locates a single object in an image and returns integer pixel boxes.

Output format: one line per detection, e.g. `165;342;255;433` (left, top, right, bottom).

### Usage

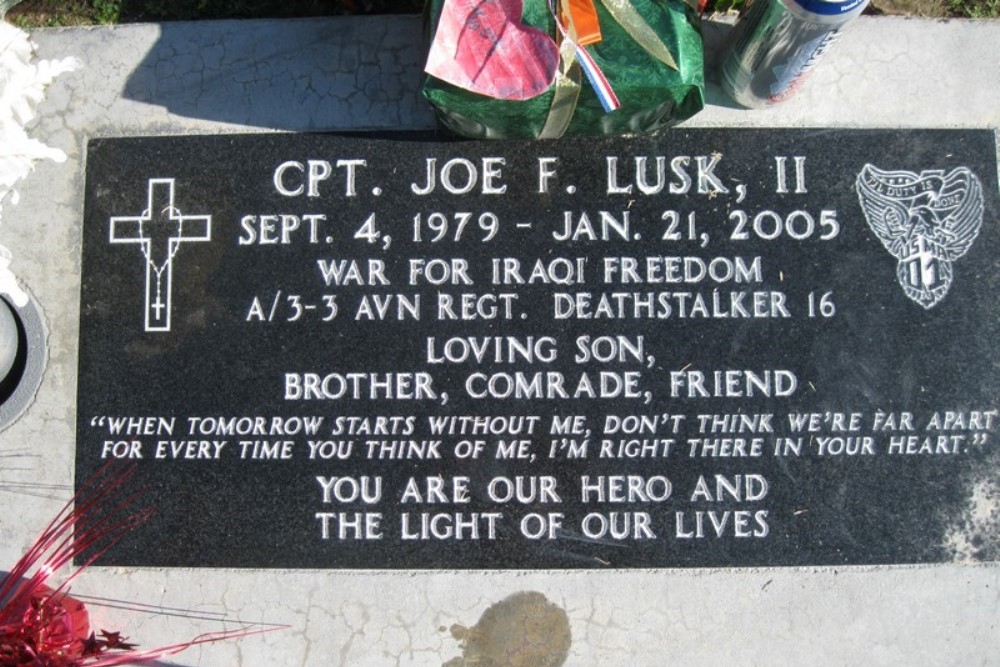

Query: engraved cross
109;178;211;332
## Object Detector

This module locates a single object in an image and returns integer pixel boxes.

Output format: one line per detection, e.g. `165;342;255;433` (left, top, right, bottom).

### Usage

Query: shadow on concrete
120;16;436;131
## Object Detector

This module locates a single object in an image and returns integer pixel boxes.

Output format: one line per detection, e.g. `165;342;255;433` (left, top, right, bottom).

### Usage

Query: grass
3;0;998;26
5;0;424;27
949;0;1000;15
6;0;100;26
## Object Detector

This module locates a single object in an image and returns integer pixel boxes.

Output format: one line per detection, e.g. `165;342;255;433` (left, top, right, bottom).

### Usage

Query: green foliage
948;0;1000;16
92;0;119;23
3;0;422;25
5;0;94;26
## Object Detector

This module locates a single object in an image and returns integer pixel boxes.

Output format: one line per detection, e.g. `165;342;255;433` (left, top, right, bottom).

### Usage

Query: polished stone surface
76;130;998;569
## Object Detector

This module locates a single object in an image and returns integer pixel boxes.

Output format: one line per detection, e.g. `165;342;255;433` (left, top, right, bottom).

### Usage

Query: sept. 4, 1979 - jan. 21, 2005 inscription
76;129;999;569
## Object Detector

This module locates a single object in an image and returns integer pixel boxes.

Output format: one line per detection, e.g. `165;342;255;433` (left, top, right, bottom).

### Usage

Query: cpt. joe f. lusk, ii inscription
77;130;999;568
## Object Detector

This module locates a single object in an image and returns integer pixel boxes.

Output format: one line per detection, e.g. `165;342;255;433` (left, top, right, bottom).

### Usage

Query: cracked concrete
0;13;997;667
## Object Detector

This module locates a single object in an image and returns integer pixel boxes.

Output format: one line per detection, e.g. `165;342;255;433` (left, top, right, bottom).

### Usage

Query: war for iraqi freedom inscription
76;130;999;569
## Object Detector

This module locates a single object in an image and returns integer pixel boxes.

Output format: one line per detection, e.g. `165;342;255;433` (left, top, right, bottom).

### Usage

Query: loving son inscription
77;130;999;568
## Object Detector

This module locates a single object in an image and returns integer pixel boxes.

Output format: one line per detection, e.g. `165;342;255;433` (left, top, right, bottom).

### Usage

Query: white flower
0;21;80;305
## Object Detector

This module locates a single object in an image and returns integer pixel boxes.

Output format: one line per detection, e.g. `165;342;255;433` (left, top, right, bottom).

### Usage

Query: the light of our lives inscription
76;130;999;569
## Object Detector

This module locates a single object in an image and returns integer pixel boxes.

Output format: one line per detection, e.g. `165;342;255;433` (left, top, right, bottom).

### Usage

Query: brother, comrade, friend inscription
77;130;999;568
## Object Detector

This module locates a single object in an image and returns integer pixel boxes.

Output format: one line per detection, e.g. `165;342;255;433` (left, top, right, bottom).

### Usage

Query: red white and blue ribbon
549;0;621;112
573;42;620;111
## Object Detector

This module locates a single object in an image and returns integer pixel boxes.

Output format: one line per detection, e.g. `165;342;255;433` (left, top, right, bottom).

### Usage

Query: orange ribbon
562;0;602;46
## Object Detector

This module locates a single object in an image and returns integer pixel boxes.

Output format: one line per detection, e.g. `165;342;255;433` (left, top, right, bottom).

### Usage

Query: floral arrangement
0;466;280;666
0;20;78;307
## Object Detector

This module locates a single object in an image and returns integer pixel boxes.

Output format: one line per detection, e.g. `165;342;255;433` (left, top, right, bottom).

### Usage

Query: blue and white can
720;0;869;108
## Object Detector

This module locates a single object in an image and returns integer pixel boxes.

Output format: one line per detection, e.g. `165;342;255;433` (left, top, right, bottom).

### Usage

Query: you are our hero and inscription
81;132;997;568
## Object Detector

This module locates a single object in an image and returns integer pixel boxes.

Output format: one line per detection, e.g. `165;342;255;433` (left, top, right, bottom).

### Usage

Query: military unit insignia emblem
856;165;984;309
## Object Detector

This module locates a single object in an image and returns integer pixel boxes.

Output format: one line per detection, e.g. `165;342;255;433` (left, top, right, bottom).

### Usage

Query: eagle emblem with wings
856;164;984;309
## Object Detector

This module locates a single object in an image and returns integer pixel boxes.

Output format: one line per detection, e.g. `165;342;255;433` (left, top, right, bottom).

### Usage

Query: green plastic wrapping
421;0;705;139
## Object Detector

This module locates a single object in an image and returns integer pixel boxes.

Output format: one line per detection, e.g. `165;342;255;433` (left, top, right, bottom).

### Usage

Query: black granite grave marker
77;130;999;568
